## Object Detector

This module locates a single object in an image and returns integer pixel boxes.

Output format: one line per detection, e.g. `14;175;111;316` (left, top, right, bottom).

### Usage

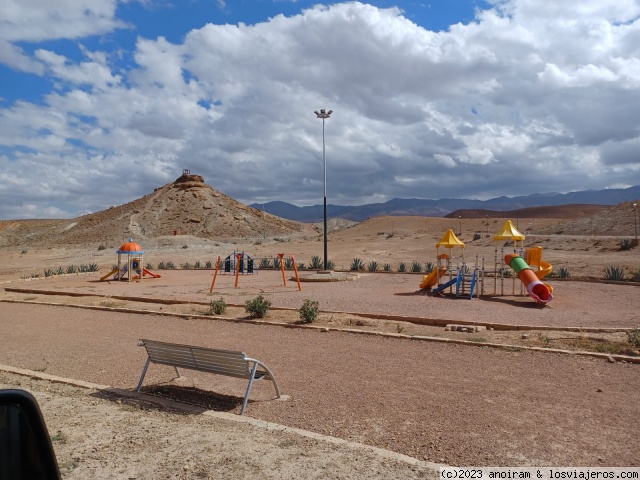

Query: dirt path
1;302;638;469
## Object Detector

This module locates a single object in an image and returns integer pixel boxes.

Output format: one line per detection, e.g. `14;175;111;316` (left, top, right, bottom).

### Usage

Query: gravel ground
1;301;639;469
9;269;640;329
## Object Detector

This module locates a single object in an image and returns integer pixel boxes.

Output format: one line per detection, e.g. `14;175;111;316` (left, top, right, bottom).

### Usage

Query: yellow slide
99;267;120;281
419;268;447;290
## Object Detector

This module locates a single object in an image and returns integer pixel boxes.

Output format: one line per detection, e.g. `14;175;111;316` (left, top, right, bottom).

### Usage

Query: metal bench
136;339;281;415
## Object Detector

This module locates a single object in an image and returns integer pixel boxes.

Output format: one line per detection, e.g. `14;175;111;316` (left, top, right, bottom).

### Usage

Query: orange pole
235;254;242;288
291;255;302;291
209;256;221;293
278;253;286;286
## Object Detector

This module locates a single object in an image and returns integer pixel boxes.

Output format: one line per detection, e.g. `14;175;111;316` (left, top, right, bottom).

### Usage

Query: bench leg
136;357;151;393
240;363;260;415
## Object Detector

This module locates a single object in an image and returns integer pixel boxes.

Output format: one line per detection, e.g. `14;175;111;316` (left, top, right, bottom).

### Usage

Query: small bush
21;249;28;254
194;260;202;269
207;297;227;316
205;260;212;269
297;263;306;270
411;261;422;273
273;257;281;269
98;244;107;251
383;263;391;272
66;265;78;274
284;257;293;269
398;262;407;273
326;260;335;270
604;266;625;281
165;261;176;269
245;295;271;318
627;329;640;349
158;261;166;270
350;258;365;271
55;267;64;275
309;255;322;269
182;245;188;249
299;299;319;324
631;269;640;282
146;263;153;269
367;260;379;272
424;262;434;274
557;267;570;279
182;262;192;270
473;233;481;241
44;268;54;277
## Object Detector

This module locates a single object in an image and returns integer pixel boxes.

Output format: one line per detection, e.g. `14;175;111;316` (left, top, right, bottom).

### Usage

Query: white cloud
1;0;640;219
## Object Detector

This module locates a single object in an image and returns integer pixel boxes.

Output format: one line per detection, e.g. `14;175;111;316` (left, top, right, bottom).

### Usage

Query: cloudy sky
1;0;640;219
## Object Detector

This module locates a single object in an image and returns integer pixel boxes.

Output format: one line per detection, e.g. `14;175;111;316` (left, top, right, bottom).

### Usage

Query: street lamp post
458;215;462;236
485;215;489;237
633;203;638;240
314;108;333;271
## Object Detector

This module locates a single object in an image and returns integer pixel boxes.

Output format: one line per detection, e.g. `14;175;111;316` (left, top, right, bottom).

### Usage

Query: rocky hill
0;173;305;248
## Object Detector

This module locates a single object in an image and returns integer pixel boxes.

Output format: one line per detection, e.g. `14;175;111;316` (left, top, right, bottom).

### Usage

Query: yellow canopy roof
493;220;525;241
436;229;465;248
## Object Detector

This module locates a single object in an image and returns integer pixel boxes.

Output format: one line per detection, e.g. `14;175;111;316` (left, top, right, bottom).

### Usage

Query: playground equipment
210;253;302;292
99;238;161;282
504;253;553;304
419;221;554;305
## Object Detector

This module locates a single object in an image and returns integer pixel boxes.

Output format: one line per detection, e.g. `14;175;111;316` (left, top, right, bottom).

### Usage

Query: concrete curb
0;363;444;472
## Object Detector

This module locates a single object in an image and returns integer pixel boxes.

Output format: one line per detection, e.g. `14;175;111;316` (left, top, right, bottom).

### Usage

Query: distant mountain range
251;185;640;222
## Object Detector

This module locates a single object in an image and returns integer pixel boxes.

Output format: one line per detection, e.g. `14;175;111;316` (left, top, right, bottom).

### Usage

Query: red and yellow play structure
100;238;161;282
419;220;554;305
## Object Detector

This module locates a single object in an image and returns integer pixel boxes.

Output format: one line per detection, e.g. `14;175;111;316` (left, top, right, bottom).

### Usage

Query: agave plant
619;239;633;251
66;265;78;274
424;262;434;274
326;260;335;270
258;258;272;269
350;258;365;271
284;257;293;269
182;262;192;270
383;263;391;272
194;260;202;269
410;261;422;273
43;268;55;277
604;266;625;281
631;269;640;282
398;262;407;273
297;263;306;270
557;267;570;279
55;267;65;275
367;260;379;272
309;255;322;270
205;260;212;269
165;261;176;270
273;257;281;269
158;261;166;270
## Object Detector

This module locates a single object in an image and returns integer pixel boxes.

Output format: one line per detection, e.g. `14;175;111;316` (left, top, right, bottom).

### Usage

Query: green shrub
326;260;335;270
411;261;422;273
627;329;640;349
207;297;227;316
273;257;281;269
309;255;322;269
165;261;176;269
194;260;202;269
297;263;306;270
98;244;107;251
398;262;407;273
424;262;434;274
182;262;192;270
44;268;54;277
245;295;271;318
66;265;78;274
55;267;64;275
284;257;293;269
158;261;166;270
350;258;364;271
604;266;625;281
367;260;379;272
557;267;570;279
383;263;391;272
473;233;481;241
631;270;640;282
146;263;153;269
299;299;319;324
205;260;212;269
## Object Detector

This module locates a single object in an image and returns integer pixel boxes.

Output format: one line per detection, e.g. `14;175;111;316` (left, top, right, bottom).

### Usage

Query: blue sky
1;0;640;219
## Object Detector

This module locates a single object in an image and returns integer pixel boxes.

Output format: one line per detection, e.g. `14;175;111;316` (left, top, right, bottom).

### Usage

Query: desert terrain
1;174;640;478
